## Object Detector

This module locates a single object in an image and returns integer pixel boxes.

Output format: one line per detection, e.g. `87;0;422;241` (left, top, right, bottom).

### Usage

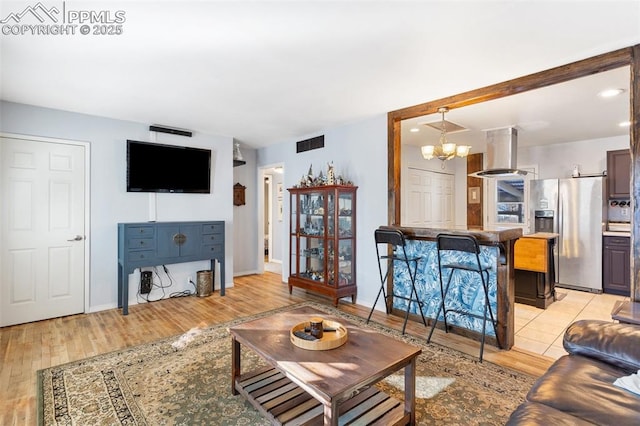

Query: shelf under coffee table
229;306;421;425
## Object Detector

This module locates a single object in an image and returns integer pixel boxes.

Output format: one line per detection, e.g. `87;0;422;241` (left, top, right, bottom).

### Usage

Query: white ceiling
1;1;639;149
401;66;631;152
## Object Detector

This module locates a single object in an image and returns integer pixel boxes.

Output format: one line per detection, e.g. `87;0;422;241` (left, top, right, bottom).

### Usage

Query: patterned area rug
38;302;534;425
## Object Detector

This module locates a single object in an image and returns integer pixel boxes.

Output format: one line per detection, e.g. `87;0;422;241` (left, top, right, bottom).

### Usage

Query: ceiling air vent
422;119;467;133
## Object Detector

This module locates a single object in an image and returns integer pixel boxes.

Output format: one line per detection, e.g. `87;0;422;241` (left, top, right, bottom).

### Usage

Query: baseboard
88;282;235;313
234;270;259;277
88;303;120;313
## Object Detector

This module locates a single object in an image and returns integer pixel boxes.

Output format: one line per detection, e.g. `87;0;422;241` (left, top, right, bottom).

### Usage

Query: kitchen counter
603;231;631;237
385;225;522;244
521;232;559;240
380;225;522;350
605;222;631;237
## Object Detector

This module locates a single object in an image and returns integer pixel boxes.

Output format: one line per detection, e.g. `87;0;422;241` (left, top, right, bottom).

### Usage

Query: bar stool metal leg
367;228;427;335
399;256;427;334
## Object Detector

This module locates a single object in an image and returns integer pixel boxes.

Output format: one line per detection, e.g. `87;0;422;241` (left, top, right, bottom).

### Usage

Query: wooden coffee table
230;306;421;425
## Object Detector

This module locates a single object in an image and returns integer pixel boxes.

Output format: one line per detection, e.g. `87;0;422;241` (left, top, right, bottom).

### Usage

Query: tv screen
127;140;211;193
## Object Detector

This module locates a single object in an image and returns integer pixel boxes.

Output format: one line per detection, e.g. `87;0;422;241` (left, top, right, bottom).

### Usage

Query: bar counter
380;225;522;350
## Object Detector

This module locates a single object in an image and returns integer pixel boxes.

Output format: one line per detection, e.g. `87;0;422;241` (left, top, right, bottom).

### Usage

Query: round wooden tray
290;319;348;350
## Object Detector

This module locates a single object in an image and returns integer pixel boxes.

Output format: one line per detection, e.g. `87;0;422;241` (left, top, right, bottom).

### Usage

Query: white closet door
1;137;86;326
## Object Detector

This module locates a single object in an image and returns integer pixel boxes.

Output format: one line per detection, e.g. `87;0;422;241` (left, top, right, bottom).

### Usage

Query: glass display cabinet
288;185;357;306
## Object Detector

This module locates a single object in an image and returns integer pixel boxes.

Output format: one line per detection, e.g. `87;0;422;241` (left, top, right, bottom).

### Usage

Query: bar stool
367;228;427;334
426;233;500;362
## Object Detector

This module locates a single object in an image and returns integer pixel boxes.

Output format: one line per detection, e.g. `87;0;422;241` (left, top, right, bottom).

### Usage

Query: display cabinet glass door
334;192;354;286
292;191;327;284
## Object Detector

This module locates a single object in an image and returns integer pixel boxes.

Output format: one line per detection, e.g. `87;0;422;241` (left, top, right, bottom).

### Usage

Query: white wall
269;171;284;263
0;101;234;312
258;114;388;308
233;143;258;275
518;135;629;179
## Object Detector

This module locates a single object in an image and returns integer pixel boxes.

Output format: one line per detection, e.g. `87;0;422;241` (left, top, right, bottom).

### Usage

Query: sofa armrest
563;319;640;372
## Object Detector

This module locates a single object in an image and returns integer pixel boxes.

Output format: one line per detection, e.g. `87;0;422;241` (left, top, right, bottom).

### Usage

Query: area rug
38;301;534;425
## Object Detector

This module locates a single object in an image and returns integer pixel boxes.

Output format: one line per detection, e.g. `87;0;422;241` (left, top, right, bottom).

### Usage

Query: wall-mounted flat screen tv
127;140;211;193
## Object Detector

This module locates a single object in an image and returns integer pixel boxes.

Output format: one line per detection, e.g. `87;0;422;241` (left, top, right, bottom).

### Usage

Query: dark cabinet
607;149;631;198
288;185;357;306
603;236;630;296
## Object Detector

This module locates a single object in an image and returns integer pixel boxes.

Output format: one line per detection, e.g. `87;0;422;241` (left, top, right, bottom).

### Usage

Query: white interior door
403;167;454;228
1;137;86;326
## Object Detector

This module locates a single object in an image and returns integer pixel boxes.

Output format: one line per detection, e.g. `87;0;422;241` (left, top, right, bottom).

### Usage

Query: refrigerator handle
558;191;563;255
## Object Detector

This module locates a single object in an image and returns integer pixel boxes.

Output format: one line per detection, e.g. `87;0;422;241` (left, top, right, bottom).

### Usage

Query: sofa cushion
526;355;640;425
564;320;640;372
506;401;594;425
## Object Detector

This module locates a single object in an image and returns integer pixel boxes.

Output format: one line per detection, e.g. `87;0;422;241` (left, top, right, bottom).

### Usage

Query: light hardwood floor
0;272;553;425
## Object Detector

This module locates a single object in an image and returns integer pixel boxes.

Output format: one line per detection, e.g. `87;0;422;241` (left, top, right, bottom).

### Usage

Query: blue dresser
117;221;225;315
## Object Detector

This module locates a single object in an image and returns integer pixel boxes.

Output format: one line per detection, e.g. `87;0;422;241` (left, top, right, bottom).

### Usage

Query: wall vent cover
149;125;193;137
296;136;324;153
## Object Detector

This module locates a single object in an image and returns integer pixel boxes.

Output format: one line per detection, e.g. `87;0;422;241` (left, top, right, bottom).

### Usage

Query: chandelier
421;107;471;166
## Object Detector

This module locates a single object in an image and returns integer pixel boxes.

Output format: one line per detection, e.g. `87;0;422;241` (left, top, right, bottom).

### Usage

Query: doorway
1;134;90;326
260;165;284;275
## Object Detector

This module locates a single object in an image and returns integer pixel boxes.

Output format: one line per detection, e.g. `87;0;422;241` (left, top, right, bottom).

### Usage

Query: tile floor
514;288;627;359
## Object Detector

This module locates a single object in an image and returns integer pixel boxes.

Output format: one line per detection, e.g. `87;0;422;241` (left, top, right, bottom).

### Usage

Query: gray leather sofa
507;319;640;425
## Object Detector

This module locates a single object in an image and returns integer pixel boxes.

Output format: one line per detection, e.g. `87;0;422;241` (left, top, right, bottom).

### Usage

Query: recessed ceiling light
410;128;419;133
619;121;631;127
599;88;625;98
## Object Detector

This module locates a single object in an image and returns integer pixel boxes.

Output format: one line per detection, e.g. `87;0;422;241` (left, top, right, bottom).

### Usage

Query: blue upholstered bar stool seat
366;228;427;335
427;233;500;362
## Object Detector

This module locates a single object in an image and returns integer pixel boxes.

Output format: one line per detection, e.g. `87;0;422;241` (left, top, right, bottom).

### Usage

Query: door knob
67;235;84;241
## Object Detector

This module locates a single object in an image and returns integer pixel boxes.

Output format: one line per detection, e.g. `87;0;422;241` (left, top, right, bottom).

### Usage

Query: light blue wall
258;114;388;308
3;99;625;314
1;101;234;311
233;143;258;275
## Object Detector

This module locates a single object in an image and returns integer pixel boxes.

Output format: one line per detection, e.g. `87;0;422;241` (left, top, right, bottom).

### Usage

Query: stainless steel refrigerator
529;177;605;292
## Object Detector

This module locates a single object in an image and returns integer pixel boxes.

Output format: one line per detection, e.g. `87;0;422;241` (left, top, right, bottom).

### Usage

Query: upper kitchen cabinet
607;149;631;199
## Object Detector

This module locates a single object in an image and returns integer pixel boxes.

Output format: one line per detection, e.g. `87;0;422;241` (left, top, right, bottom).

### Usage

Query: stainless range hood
469;127;528;178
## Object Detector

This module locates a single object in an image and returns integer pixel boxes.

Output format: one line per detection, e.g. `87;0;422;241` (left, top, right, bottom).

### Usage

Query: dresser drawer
128;250;155;262
203;244;223;257
126;226;155;238
128;238;155;250
202;223;224;234
202;233;223;244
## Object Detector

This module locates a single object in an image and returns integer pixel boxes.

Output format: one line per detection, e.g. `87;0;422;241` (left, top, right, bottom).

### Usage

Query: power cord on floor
169;267;196;298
